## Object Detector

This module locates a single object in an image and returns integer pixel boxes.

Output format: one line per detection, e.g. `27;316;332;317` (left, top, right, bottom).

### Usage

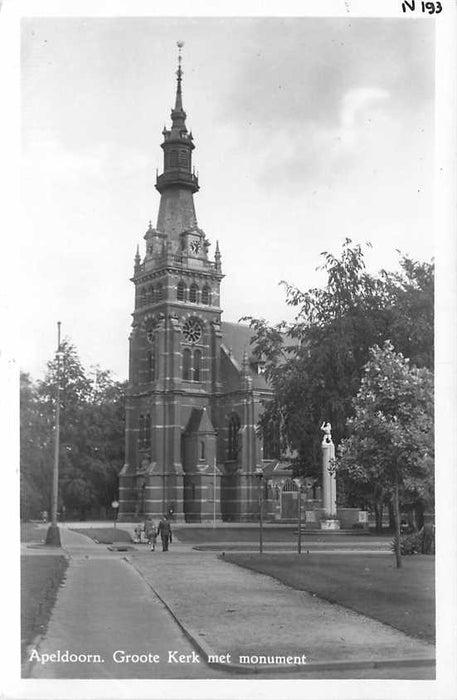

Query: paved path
24;524;435;680
129;546;435;670
26;529;228;679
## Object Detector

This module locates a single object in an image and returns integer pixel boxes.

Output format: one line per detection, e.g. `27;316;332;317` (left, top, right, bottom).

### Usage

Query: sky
18;14;435;381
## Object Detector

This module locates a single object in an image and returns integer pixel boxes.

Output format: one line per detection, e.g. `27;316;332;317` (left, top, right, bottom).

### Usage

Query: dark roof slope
221;321;269;390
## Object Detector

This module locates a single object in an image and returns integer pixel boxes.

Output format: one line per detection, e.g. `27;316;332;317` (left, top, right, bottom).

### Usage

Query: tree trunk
393;481;402;569
388;501;395;529
374;502;383;533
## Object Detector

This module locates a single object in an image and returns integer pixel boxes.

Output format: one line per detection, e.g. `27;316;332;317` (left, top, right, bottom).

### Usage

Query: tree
20;341;126;520
20;372;53;519
244;241;434;491
336;342;434;567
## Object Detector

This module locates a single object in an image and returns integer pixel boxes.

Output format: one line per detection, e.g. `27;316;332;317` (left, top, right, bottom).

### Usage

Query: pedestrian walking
157;515;172;551
133;523;144;544
144;516;157;551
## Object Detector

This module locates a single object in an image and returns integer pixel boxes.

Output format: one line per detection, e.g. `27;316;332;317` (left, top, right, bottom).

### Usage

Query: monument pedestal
321;432;340;528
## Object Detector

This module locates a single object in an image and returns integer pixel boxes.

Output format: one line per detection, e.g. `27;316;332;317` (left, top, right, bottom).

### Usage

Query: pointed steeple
215;240;222;271
134;244;141;270
171;41;186;130
242;349;253;390
155;42;199;235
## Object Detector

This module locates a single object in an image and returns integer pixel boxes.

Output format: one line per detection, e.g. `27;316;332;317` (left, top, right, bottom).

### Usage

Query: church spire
171;41;186;126
156;42;199;228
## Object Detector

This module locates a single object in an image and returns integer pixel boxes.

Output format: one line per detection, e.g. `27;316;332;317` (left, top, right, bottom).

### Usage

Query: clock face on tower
189;239;201;254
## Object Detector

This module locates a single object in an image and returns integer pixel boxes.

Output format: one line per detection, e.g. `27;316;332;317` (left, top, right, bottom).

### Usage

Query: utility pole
45;322;63;546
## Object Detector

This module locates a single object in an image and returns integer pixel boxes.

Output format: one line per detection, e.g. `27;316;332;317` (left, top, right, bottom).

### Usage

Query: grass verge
71;527;133;544
175;527;377;544
223;552;435;643
21;555;68;661
21;522;46;544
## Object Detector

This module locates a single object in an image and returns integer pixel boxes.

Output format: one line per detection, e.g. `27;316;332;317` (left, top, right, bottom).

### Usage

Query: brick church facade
118;48;279;523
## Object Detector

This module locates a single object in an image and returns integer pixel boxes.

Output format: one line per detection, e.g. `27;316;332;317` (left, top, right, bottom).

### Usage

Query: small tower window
139;414;150;449
148;350;155;382
201;286;211;305
148;285;154;304
228;413;241;461
189;283;199;303
145;413;151;448
177;280;186;301
200;440;205;460
170;150;178;167
156;283;163;301
179;149;188;167
193;349;202;382
183;348;192;380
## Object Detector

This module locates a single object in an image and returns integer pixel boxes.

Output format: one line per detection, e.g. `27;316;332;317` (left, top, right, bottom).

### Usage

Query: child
144;517;157;551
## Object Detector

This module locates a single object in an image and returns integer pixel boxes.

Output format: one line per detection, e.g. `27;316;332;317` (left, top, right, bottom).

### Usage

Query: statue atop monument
321;421;333;445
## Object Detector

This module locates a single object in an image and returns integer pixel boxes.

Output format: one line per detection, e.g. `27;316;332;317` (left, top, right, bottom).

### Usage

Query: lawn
175;526;374;544
21;555;68;661
223;552;435;643
71;527;133;544
21;522;46;544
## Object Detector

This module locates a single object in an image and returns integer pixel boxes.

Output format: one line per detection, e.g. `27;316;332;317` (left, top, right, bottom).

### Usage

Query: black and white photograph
1;1;456;699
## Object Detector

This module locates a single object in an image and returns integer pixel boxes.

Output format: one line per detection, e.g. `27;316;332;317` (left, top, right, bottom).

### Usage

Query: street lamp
112;500;119;529
45;322;64;547
255;467;264;554
293;477;305;554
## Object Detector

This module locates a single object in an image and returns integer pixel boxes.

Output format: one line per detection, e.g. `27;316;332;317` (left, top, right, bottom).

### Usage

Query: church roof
221;321;269;389
184;407;216;435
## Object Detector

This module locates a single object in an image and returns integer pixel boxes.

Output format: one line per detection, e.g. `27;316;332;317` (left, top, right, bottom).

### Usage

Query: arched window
183;348;191;380
148;350;155;382
200;440;205;460
189;283;199;303
170;150;178;167
148;285;154;303
156;283;163;301
139;414;151;448
177;280;186;301
263;420;281;460
227;413;241;461
193;349;202;381
201;286;210;305
139;414;145;446
144;413;151;448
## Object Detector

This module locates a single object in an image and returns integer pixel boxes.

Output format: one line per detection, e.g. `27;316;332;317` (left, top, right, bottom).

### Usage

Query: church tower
119;44;224;521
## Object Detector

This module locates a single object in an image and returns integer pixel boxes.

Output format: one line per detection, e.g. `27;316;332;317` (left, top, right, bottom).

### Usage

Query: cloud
338;87;390;147
22;137;150;183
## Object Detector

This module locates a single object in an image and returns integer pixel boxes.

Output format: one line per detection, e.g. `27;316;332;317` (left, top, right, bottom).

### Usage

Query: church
118;46;281;523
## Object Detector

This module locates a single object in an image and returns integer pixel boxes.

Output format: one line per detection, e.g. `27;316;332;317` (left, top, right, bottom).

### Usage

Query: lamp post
293;478;305;554
255;467;264;554
45;322;64;547
112;500;119;529
212;457;217;529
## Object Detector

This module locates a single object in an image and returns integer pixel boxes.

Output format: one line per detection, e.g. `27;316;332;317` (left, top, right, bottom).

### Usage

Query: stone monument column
321;422;338;518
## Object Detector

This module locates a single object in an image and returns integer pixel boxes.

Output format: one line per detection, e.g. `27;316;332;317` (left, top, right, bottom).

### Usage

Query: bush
391;531;424;555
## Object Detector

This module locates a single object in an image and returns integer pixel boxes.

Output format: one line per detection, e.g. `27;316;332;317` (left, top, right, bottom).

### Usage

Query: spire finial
177;40;184;75
173;41;185;114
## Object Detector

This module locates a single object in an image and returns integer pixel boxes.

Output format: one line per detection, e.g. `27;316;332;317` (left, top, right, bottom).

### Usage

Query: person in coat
157;515;172;551
144;517;157;551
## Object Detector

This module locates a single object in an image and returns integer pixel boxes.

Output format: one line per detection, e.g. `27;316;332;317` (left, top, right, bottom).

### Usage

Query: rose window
182;318;202;343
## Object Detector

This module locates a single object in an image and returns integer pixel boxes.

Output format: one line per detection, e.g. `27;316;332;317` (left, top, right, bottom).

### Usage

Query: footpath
23;523;435;680
128;538;435;674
